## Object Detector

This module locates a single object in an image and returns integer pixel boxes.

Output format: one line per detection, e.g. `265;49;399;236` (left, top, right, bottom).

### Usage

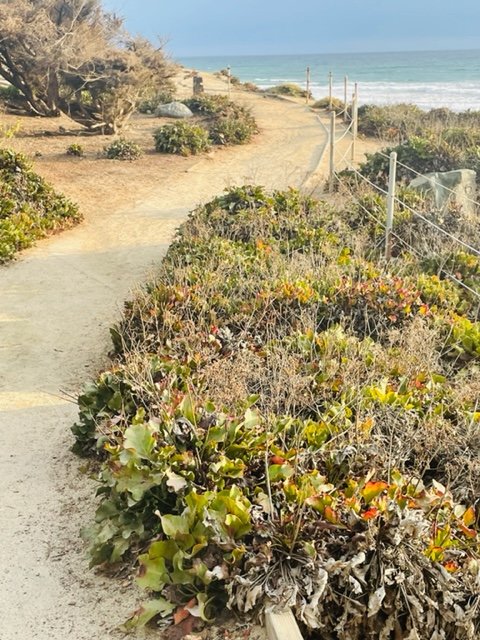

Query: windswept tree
0;0;175;133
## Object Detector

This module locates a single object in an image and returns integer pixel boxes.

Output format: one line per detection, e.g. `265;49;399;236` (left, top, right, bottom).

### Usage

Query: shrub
182;94;232;115
209;112;258;145
153;121;210;156
137;90;175;114
74;185;480;636
104;137;142;161
313;96;345;114
66;143;85;157
0;148;81;261
182;95;258;146
356;136;463;189
268;83;311;99
358;103;424;140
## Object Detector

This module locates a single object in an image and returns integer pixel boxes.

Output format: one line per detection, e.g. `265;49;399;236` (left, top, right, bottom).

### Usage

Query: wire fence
192;66;479;304
328;117;480;303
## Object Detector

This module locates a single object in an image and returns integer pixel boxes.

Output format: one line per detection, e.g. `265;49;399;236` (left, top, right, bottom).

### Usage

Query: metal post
343;75;348;121
306;66;311;104
385;151;398;260
329;111;336;193
227;65;231;98
328;71;333;110
351;93;358;161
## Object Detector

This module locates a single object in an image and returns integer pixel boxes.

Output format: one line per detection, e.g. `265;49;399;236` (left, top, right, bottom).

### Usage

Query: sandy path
0;78;328;639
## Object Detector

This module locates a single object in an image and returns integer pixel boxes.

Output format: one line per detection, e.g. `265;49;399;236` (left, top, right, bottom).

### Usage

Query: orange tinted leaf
361;481;389;504
362;507;379;520
458;523;477;539
174;598;196;625
463;506;476;527
324;506;339;524
443;561;459;573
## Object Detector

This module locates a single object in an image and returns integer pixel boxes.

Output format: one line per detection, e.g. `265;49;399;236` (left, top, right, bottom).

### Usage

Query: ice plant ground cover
0;148;80;261
74;185;480;638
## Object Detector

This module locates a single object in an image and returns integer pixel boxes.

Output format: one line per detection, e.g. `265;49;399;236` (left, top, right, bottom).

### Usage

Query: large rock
409;169;476;219
155;101;193;119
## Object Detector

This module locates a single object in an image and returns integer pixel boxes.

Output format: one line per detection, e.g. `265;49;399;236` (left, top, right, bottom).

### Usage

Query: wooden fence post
385;151;398;260
227;65;231;98
306;66;311;104
329;111;336;193
351;92;358;161
328;71;333;110
343;75;348;121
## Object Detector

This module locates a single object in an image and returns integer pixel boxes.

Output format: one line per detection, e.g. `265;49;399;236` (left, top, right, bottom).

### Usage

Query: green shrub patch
74;185;480;637
0;148;81;262
153;96;258;155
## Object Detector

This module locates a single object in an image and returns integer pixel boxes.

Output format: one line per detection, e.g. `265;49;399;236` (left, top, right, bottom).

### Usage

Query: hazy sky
104;0;480;57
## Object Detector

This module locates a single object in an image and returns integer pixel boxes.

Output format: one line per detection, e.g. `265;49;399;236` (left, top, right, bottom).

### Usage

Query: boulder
155;101;193;119
409;169;476;219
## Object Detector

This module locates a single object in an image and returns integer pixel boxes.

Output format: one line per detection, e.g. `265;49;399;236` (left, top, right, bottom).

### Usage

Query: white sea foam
258;80;480;112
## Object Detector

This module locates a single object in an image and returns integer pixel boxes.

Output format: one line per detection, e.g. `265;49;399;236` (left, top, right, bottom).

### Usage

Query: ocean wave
258;80;480;111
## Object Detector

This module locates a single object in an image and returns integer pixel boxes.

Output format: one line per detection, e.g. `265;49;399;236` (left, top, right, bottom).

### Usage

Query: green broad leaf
180;394;196;425
268;463;294;482
107;390;123;411
123;423;156;459
148;540;180;562
137;555;169;591
111;537;132;563
94;500;118;523
224;514;251;538
171;550;195;585
243;408;261;429
121;598;175;630
209;456;245;479
166;470;188;492
96;520;118;544
114;467;161;502
205;425;226;445
185;490;211;516
161;514;190;538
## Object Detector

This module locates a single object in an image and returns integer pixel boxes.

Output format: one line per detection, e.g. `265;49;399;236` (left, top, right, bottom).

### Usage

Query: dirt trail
0;77;328;639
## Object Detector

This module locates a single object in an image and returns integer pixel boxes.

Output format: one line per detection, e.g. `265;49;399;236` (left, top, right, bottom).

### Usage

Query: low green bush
268;83;311;99
66;143;84;157
153;121;210;156
104;137;142;161
0;148;81;262
355;136;463;188
182;95;258;146
313;96;345;113
182;94;232;115
209;112;258;145
137;90;176;114
358;103;424;140
74;184;480;636
358;103;480;148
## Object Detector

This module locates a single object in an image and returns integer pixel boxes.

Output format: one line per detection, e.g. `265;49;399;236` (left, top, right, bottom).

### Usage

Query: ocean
179;50;480;112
